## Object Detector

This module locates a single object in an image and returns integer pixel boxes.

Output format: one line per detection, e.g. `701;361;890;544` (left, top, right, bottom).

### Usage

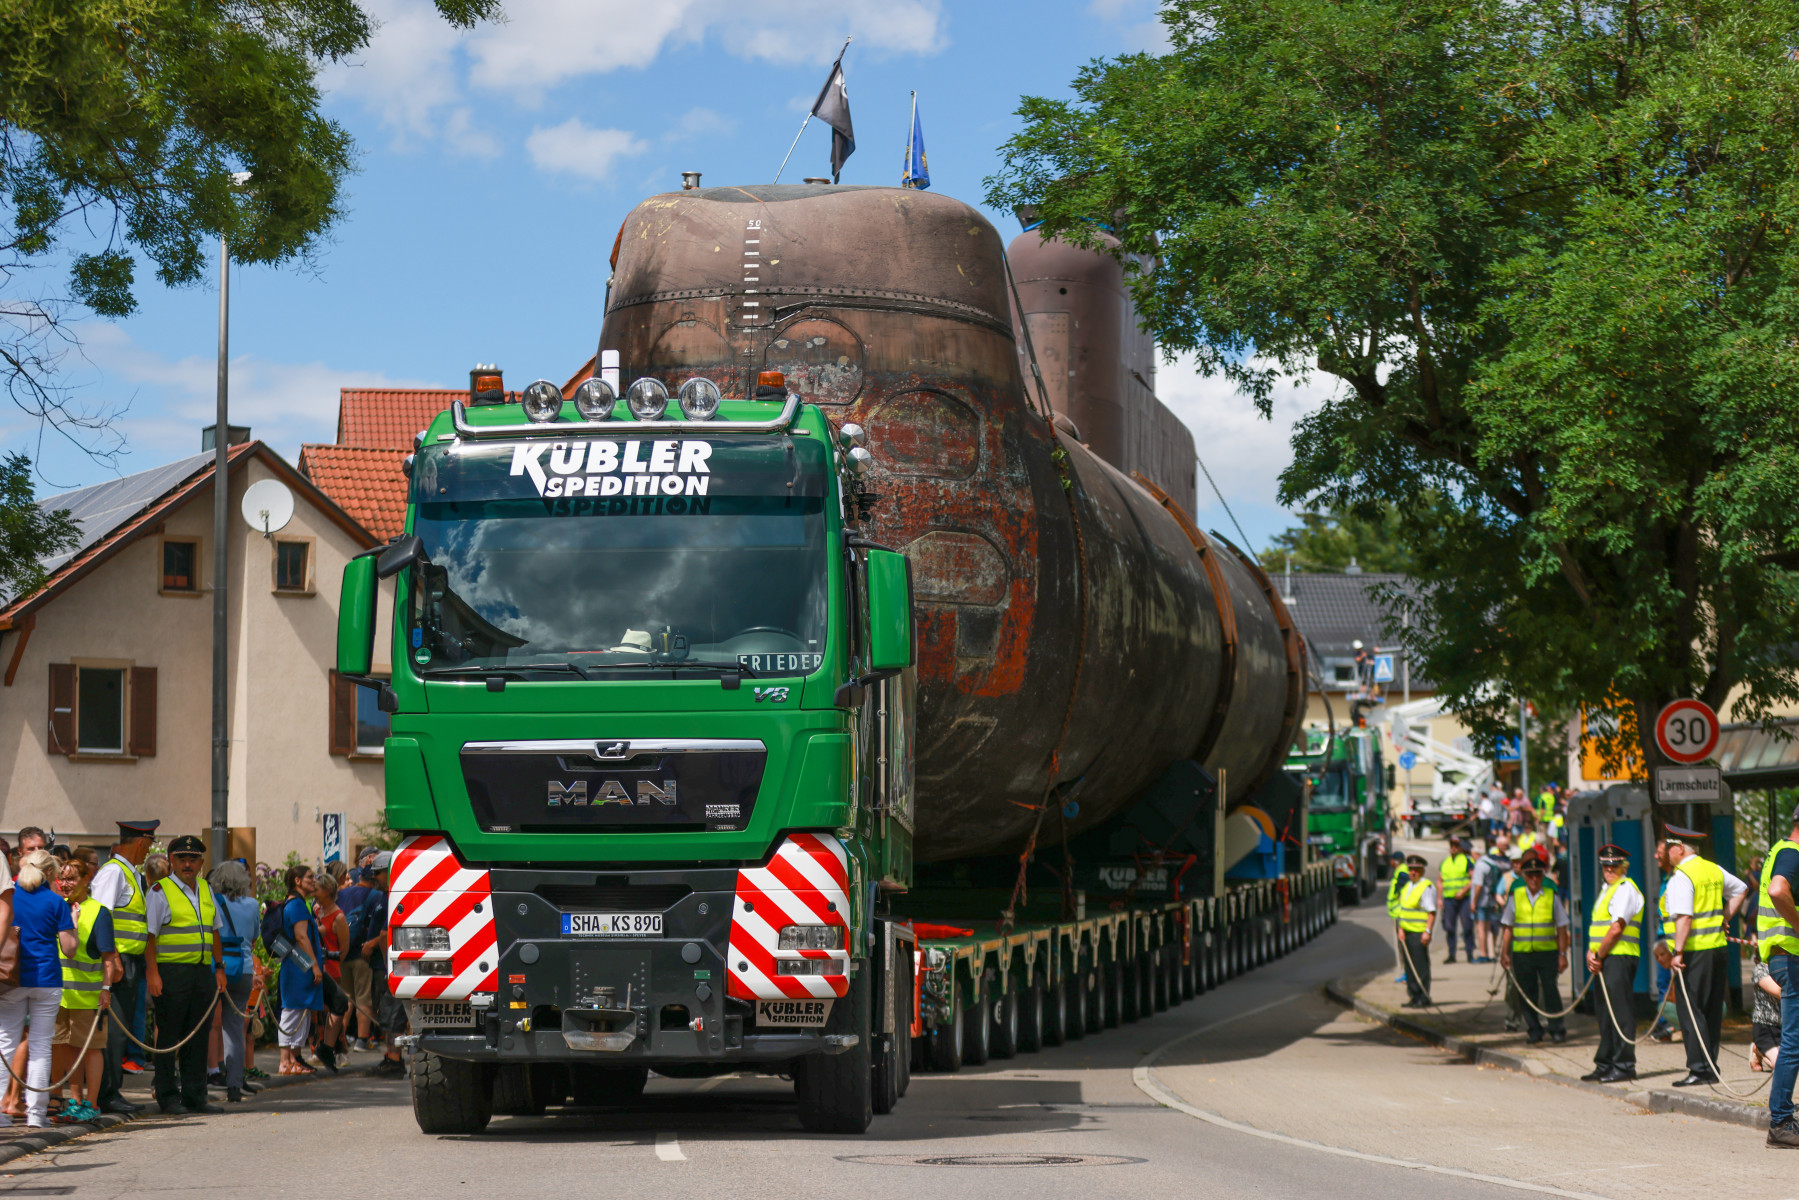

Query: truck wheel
1042;976;1068;1046
795;972;873;1134
961;983;991;1065
491;1064;545;1116
1103;960;1124;1028
568;1064;648;1106
409;1051;493;1135
873;952;912;1114
926;987;964;1073
1180;948;1197;1000
1064;972;1088;1039
1018;981;1045;1053
990;977;1019;1059
1152;950;1170;1012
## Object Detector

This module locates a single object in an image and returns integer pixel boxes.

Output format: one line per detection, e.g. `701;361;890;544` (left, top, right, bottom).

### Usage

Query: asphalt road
4;875;1778;1199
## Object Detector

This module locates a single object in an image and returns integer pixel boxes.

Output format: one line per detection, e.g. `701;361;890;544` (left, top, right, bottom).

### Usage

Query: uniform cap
1405;854;1427;867
1597;843;1630;863
166;835;205;856
1661;823;1705;841
116;820;160;837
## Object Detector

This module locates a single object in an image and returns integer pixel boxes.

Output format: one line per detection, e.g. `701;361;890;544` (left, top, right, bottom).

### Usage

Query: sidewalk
0;1045;393;1165
1327;943;1775;1130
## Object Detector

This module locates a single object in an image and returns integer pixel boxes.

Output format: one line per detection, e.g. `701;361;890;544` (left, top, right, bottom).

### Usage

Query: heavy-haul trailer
339;182;1330;1137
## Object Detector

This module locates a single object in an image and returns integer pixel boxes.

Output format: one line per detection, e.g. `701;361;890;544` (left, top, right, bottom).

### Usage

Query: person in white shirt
90;819;157;1116
1657;825;1749;1086
1583;844;1645;1083
1397;854;1438;1008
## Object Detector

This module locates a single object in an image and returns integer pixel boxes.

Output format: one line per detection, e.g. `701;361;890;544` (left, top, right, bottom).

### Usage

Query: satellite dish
241;479;294;537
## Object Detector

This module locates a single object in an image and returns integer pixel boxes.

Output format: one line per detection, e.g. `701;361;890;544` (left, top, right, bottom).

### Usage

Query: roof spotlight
520;380;562;423
625;377;670;421
573;377;617;420
837;422;867;449
678;377;722;421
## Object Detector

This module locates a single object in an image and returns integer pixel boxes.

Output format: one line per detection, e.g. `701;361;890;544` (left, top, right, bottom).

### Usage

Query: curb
0;1059;388;1167
1323;978;1770;1130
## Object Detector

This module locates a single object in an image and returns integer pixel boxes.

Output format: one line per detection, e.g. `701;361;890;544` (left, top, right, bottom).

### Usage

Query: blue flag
904;99;929;190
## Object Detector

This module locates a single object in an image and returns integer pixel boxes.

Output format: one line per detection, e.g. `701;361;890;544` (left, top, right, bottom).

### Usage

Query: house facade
0;442;394;864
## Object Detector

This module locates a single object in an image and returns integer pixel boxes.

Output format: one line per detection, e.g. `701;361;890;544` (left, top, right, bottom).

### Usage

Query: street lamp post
211;171;250;868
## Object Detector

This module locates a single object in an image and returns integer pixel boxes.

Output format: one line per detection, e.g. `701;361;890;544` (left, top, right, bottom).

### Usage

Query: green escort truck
338;182;1336;1137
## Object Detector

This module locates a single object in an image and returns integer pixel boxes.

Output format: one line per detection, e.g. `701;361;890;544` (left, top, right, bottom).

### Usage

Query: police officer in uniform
145;835;227;1114
1658;823;1749;1087
1582;844;1643;1082
1398;854;1437;1007
1439;835;1475;964
90;819;157;1115
1386;850;1410;983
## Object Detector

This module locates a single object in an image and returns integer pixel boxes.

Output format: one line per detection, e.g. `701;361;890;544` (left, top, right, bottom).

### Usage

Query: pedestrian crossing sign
1373;653;1395;683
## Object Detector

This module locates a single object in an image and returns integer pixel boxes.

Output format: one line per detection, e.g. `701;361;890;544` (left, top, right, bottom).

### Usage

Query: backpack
261;898;294;959
343;902;373;964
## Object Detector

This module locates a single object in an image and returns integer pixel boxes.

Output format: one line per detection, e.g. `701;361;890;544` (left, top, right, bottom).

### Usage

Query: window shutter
329;670;355;756
47;663;74;755
129;667;157;757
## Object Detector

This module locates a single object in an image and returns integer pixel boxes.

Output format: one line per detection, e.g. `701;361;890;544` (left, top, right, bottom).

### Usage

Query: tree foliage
0;452;77;601
1260;503;1414;574
0;0;498;455
989;0;1799;770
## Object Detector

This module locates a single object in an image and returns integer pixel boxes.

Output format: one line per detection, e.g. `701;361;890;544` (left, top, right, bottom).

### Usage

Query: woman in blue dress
276;865;323;1075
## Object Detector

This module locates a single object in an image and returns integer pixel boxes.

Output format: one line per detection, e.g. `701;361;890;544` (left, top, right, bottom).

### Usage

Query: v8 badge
753;686;790;704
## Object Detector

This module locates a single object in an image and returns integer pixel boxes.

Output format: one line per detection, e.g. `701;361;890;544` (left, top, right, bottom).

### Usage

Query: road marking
655;1132;685;1161
1134;996;1608;1200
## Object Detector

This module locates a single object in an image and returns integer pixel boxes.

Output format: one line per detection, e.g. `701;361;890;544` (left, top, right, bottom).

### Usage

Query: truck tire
1152;950;1170;1012
795;972;873;1134
873;952;912;1114
491;1064;545;1116
927;987;964;1073
409;1051;493;1135
1119;956;1140;1024
1180;949;1197;1000
990;976;1019;1059
1102;960;1124;1028
1043;975;1068;1046
568;1064;648;1106
961;981;991;1065
1018;981;1045;1053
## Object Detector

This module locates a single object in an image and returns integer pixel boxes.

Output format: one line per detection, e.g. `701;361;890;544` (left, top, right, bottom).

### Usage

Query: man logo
547;780;588;807
596;741;630;759
753;686;790;704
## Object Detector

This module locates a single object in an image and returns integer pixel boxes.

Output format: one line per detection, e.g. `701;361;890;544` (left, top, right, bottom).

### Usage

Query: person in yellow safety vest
144;836;228;1116
1500;849;1570;1043
1657;823;1749;1087
1581;844;1643;1084
50;860;121;1122
1398;854;1438;1008
1535;787;1556;827
1386;851;1411;984
1758;808;1799;1148
88;818;157;1116
1514;819;1541;859
1438;835;1475;964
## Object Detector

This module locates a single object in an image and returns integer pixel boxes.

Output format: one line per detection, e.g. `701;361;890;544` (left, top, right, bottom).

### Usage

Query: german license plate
561;912;662;938
756;998;833;1027
413;1000;476;1027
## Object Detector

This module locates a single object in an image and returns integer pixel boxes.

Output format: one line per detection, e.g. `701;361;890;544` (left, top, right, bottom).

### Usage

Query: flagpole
774;36;852;184
902;90;917;188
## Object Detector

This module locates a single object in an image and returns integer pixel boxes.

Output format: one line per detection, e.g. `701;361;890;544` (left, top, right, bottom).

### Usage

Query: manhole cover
838;1153;1143;1167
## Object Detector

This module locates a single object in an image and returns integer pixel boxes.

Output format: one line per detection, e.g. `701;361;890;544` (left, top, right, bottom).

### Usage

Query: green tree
1260;503;1413;574
989;0;1799;772
1;0;498;451
0;452;76;601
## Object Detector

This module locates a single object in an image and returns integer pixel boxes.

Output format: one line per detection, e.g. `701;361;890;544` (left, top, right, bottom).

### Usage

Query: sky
10;0;1336;551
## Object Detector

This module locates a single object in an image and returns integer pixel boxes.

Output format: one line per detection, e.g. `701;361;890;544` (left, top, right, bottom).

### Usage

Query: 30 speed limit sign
1654;699;1719;765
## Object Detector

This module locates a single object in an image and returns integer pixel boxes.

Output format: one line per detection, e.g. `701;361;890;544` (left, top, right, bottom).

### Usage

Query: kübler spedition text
509;439;715;499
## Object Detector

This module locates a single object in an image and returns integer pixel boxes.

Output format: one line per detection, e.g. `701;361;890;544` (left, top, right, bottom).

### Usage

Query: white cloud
328;0;944;150
525;119;649;181
1153;349;1339;545
673;107;735;139
49;323;442;474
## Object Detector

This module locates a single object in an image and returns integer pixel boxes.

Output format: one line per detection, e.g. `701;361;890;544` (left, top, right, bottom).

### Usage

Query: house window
47;663;156;758
161;539;199;593
77;668;125;753
355;681;391;755
1332;664;1354;683
275;540;311;593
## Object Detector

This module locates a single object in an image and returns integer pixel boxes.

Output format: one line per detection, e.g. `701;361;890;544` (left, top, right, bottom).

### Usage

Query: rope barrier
1671;965;1772;1099
0;1000;107;1094
1592;961;1677;1048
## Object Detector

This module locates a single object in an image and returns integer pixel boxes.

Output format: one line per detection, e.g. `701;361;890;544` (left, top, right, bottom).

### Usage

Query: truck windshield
1310;767;1354;812
406;432;830;676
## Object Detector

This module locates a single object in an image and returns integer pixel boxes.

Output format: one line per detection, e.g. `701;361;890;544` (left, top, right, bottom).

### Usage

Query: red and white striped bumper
387;834;498;1001
727;833;852;1001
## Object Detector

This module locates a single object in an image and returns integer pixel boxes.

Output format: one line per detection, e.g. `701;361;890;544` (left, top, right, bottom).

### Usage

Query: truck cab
1290;726;1390;905
336;380;917;1135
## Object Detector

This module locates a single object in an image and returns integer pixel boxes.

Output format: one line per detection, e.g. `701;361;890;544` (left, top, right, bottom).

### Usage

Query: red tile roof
298;445;411;541
336;389;462;451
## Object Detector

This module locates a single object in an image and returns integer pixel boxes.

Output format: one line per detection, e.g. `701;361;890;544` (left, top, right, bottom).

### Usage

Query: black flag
811;56;855;182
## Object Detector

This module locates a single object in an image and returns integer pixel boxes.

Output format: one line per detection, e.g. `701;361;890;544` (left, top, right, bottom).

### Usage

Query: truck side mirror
337;553;379;677
864;549;914;672
377;534;426;579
